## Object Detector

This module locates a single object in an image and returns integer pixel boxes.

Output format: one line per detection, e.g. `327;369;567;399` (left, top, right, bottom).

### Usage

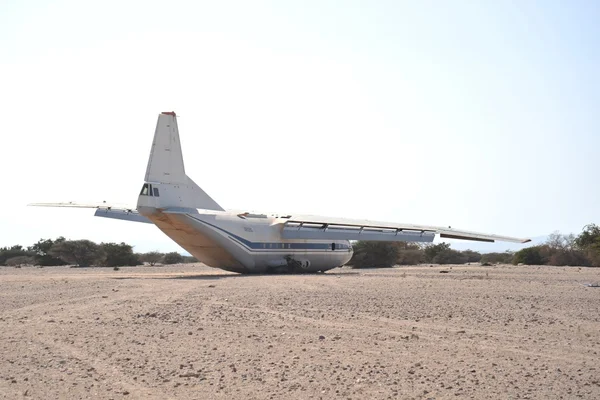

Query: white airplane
31;111;530;274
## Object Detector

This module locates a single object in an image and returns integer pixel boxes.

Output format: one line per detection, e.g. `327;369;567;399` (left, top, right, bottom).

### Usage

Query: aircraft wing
28;202;152;224
280;215;530;244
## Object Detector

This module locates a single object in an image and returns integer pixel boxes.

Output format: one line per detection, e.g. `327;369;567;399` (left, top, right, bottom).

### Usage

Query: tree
423;242;451;263
574;224;600;248
162;252;184;265
480;251;514;264
6;256;35;267
461;250;482;263
543;231;588;266
546;231;576;250
396;242;424;265
433;249;468;264
0;245;34;266
182;255;199;263
397;249;424;265
513;246;544;265
101;242;140;267
575;224;600;267
49;240;105;268
30;237;67;266
139;251;164;266
348;241;398;268
547;249;589;267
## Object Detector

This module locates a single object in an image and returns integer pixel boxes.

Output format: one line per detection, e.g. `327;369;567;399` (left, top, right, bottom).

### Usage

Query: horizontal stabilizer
28;202;150;224
29;201;135;211
94;208;151;223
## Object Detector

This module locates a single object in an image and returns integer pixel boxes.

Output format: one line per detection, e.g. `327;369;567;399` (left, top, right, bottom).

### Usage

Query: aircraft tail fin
139;112;224;211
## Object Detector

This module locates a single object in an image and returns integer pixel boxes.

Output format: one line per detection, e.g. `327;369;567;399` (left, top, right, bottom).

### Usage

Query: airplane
30;111;531;274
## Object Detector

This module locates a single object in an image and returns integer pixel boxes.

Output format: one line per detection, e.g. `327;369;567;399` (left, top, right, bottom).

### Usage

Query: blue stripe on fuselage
187;215;350;252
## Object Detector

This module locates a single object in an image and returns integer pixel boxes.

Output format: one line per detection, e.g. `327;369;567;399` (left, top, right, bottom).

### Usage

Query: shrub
162;252;184;265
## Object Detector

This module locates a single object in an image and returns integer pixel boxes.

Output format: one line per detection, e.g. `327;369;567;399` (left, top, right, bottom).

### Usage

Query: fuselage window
153;187;160;197
331;243;336;251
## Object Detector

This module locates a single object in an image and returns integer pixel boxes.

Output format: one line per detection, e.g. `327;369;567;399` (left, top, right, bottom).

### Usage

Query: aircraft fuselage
138;207;353;273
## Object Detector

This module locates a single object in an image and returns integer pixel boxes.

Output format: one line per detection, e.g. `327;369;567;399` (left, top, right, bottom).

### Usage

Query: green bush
575;224;600;266
513;246;544;265
547;250;589;266
49;240;105;268
6;256;35;267
162;252;184;265
348;241;398;268
395;242;424;265
480;251;514;264
139;251;164;266
30;237;68;266
101;242;140;267
423;243;451;263
433;249;468;264
0;245;34;266
461;250;482;263
397;249;424;265
349;241;486;267
182;255;199;263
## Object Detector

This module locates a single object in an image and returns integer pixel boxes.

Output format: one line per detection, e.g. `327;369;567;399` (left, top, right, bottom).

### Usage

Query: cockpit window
153;187;160;197
140;184;149;196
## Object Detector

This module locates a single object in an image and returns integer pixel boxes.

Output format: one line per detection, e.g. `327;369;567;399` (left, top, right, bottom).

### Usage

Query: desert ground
0;264;599;400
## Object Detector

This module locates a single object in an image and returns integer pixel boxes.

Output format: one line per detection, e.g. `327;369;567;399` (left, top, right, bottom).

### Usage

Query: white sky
1;1;599;253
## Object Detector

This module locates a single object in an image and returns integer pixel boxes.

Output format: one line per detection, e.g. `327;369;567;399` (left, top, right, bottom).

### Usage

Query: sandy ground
0;264;599;400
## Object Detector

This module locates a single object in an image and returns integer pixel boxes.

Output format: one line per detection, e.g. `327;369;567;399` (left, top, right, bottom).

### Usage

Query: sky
1;0;598;254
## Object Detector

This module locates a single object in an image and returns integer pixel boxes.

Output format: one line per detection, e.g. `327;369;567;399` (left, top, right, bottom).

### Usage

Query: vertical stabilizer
140;112;224;211
145;111;187;184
